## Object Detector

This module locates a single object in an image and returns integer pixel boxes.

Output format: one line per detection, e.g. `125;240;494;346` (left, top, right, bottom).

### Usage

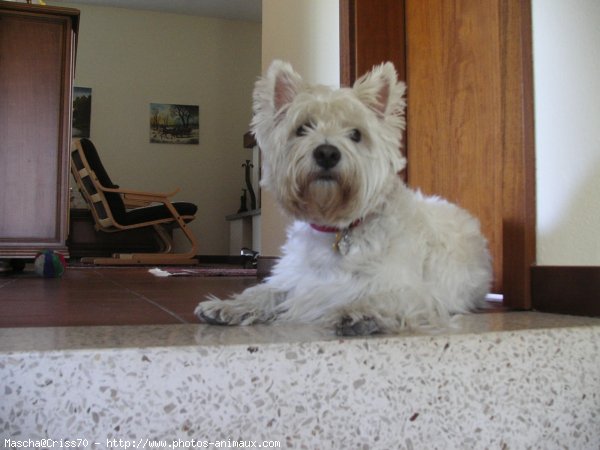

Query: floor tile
0;267;258;327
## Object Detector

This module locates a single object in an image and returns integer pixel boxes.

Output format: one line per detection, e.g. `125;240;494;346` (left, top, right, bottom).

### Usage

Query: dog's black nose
313;144;341;170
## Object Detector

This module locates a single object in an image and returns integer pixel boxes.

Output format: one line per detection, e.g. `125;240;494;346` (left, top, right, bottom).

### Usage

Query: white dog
195;61;492;335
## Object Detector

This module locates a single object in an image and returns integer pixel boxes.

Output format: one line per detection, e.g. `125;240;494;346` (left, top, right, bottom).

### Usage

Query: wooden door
340;0;535;308
340;0;406;85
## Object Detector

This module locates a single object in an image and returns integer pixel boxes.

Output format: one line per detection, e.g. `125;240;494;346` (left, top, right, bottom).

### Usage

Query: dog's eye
296;122;313;137
349;129;362;143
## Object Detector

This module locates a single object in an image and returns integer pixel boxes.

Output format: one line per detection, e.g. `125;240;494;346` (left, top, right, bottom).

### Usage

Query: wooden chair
70;138;199;265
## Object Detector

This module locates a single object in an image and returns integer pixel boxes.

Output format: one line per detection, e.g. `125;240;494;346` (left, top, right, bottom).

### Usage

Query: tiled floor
0;266;258;327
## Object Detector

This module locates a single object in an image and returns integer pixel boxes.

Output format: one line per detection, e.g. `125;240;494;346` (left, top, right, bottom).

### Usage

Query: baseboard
257;256;278;279
531;266;600;317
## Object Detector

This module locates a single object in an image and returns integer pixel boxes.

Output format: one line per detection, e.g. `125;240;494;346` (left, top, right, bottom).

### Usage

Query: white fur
195;60;492;335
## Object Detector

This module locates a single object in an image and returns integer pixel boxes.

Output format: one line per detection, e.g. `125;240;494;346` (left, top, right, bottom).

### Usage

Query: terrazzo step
1;312;599;449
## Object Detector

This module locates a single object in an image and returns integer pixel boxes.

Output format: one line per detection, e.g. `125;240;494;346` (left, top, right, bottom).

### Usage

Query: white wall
533;0;600;265
260;0;340;256
53;2;261;255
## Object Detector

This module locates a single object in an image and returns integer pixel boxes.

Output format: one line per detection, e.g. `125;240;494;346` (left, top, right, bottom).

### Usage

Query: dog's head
251;60;406;228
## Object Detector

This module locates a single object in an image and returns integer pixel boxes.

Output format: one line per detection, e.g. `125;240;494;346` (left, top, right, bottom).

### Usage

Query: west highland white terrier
195;60;492;335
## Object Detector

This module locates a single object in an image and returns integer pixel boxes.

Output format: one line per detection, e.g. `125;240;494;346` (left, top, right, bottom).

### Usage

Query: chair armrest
98;185;181;202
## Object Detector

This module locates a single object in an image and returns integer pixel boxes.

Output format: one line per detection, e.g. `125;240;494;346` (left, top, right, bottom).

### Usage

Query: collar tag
334;229;353;255
309;220;361;254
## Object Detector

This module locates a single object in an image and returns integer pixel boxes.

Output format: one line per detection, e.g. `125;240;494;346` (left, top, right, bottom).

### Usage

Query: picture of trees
150;103;199;144
73;87;92;138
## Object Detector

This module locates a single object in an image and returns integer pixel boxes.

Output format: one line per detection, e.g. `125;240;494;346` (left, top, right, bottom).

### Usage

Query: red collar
310;219;362;233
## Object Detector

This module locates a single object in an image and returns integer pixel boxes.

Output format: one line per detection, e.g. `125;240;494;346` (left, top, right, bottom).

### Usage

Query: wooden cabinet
0;1;79;259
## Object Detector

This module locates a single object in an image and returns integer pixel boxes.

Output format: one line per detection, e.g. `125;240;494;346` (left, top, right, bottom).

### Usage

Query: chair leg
166;203;200;257
152;224;173;253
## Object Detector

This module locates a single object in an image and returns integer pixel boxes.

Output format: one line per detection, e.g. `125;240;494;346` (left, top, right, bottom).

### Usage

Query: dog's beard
282;171;360;225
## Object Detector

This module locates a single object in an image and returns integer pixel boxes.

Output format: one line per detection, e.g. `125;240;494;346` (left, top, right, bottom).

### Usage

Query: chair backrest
70;138;127;229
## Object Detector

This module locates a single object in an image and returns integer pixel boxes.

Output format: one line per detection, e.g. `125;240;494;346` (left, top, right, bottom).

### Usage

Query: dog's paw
194;299;246;326
195;296;274;326
335;315;381;336
195;305;231;326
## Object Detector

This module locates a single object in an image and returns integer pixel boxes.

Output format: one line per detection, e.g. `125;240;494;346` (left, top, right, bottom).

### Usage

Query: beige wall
260;0;340;257
532;0;600;265
54;2;261;255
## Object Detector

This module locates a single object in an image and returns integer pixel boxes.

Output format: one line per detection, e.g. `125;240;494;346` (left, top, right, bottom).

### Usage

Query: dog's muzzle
313;144;341;170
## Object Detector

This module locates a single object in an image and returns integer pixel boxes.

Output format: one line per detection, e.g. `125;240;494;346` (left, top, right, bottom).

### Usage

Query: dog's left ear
353;62;406;119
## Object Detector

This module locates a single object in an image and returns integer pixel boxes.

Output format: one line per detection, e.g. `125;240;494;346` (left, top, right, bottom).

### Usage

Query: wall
260;0;340;257
53;2;261;255
532;0;600;265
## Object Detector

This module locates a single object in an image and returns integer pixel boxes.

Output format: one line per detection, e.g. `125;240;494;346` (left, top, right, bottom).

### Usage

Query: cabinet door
0;8;75;257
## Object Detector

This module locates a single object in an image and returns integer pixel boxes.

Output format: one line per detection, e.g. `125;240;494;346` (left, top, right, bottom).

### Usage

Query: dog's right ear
270;61;303;112
253;60;303;118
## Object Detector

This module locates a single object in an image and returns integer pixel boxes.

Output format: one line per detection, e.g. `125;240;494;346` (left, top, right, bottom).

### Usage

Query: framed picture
150;103;199;144
72;87;92;138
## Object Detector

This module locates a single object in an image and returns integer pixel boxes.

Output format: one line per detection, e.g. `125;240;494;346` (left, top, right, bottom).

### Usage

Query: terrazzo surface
1;312;600;449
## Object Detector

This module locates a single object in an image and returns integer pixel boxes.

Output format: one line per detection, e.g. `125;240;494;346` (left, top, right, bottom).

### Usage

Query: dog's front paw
195;301;231;325
195;294;277;326
335;315;381;336
194;298;253;326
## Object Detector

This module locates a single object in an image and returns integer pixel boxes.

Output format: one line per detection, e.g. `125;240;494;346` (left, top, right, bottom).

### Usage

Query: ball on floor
34;250;66;278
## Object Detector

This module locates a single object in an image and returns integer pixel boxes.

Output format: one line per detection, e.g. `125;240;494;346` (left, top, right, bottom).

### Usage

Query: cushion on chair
121;202;197;226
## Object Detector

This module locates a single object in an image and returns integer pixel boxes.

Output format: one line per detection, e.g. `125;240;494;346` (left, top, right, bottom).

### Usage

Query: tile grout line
93;270;190;324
